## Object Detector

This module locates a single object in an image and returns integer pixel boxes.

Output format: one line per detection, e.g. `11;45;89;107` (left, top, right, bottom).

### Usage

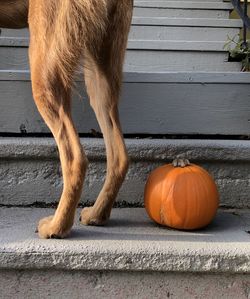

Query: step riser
0;48;241;72
134;1;233;10
125;51;241;72
1;27;240;42
0;38;233;51
1;270;250;299
133;8;230;18
129;27;239;42
0;28;29;38
131;17;241;28
0;138;249;208
1;72;250;135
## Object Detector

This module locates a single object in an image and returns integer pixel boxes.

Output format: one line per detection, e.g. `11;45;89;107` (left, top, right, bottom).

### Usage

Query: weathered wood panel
1;19;240;41
0;71;250;135
0;27;240;42
0;38;233;51
133;7;229;18
129;26;239;42
134;1;233;9
131;17;241;27
0;45;241;72
0;47;28;70
125;51;241;72
0;28;29;38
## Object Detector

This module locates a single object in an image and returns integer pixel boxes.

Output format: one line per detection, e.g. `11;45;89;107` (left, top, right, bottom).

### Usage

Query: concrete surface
1;270;250;299
0;137;249;208
0;207;250;273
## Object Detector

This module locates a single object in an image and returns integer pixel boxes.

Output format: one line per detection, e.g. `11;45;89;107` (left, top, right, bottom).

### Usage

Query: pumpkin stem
172;158;190;168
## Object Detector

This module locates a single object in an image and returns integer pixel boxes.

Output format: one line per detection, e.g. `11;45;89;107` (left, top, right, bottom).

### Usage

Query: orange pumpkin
144;159;219;230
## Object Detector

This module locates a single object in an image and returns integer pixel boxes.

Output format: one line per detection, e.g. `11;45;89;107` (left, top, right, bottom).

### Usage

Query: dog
0;0;133;238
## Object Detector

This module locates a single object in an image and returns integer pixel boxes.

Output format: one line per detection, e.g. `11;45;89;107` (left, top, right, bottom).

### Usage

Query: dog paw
80;207;108;226
37;215;70;239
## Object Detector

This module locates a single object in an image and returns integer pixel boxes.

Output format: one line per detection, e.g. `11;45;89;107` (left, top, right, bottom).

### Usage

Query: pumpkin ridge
163;169;189;228
178;168;193;229
160;166;176;225
197;169;213;228
188;166;201;229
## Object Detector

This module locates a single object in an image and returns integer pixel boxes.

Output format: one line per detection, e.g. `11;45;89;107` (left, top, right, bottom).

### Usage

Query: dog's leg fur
80;2;133;225
28;1;94;238
0;0;133;237
29;0;133;237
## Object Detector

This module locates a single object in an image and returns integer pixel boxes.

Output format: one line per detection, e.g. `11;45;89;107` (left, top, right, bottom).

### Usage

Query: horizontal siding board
129;26;239;42
1;27;240;42
0;72;250;135
127;40;228;51
133;7;230;18
0;38;29;47
124;51;241;72
0;38;231;52
0;46;241;72
1;70;250;84
0;47;28;70
131;17;242;28
133;1;234;9
0;28;29;38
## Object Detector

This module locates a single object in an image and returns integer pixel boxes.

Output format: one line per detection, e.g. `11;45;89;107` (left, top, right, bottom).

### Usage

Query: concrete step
1;207;250;298
0;137;249;209
1;71;249;135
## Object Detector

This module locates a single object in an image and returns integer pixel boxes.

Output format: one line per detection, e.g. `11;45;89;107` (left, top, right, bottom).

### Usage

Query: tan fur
0;0;133;238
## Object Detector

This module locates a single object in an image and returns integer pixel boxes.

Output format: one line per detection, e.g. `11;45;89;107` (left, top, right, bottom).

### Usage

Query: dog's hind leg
29;2;88;239
80;1;133;225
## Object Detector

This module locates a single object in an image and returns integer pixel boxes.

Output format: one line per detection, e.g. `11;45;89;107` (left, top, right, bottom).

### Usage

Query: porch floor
1;207;250;273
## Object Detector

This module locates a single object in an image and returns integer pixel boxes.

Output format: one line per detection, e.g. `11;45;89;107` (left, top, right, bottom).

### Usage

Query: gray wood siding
0;45;241;72
0;71;250;135
0;1;247;136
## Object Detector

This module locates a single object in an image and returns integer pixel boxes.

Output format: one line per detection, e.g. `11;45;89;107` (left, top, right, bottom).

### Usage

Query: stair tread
0;207;250;273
